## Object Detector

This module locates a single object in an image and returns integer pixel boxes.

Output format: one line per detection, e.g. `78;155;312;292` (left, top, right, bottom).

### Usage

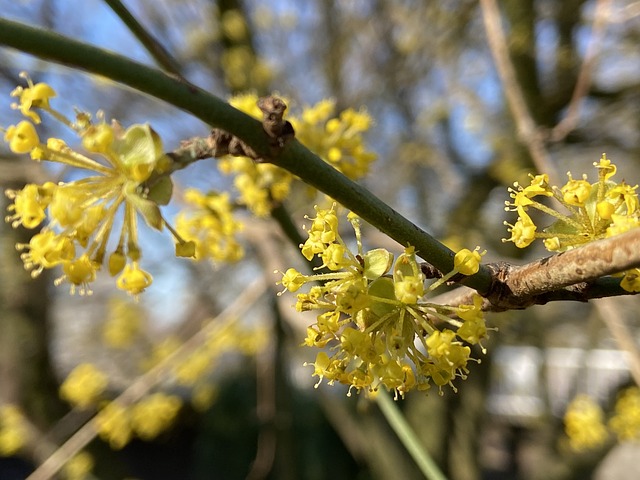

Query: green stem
103;0;183;75
0;18;493;294
376;393;448;480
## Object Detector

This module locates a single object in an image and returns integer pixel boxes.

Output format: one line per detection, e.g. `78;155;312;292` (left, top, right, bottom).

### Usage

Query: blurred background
1;0;640;479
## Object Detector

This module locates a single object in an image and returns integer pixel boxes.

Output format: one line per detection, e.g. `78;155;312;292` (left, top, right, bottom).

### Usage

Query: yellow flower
0;405;28;456
503;212;537;248
454;247;484;275
456;294;487;345
4;182;54;229
130;393;182;440
610;387;640;441
594;153;616;181
62;452;94;480
564;395;608;451
174;349;214;386
4;121;40;153
561;174;592;206
96;402;132;450
116;262;153;296
620;269;640;293
59;363;108;409
10;73;56;123
102;297;144;348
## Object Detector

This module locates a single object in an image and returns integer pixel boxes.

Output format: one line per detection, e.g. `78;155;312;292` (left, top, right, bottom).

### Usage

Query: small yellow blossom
96;402;132;450
453;247;485;275
102;297;144;348
4;120;40;153
62;452;94;480
0;405;28;456
610;387;640;441
130;393;182;440
10;72;56;123
503;209;537;248
564;395;608;451
561;173;591;206
116;262;153;296
620;269;640;292
192;383;218;412
59;363;108;409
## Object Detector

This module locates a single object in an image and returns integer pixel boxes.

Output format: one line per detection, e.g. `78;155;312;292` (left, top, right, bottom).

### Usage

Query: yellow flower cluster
62;452;94;480
503;155;640;291
280;205;487;397
175;189;244;263
2;73;195;297
216;94;376;216
0;404;28;456
291;99;377;179
564;394;609;451
609;387;640;441
219;9;272;91
96;393;182;449
217;93;293;216
59;363;109;409
102;297;144;349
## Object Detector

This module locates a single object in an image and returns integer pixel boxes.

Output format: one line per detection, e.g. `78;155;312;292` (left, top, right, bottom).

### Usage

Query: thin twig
550;0;613;142
594;297;640;388
26;276;268;480
103;0;184;76
479;0;559;184
375;392;447;480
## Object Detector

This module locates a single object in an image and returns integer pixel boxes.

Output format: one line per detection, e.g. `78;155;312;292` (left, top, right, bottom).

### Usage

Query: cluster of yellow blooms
279;205;487;397
564;387;640;452
56;308;267;452
57;362;182;449
96;393;182;449
62;452;94;480
563;395;609;451
217;93;376;216
219;9;272;91
175;188;244;263
503;155;640;291
2;73;195;296
609;386;640;441
102;297;145;349
0;404;28;456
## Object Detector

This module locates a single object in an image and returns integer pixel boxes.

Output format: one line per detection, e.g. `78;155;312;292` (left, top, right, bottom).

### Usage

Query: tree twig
479;0;559;184
594;297;640;388
550;0;613;142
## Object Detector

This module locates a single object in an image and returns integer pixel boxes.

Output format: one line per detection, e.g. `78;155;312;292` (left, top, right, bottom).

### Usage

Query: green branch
0;18;493;293
103;0;183;75
376;393;448;480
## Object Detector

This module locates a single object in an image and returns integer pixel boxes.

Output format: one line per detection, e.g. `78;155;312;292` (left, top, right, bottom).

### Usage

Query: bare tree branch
430;228;640;311
594;297;640;388
551;0;613;141
479;0;560;184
